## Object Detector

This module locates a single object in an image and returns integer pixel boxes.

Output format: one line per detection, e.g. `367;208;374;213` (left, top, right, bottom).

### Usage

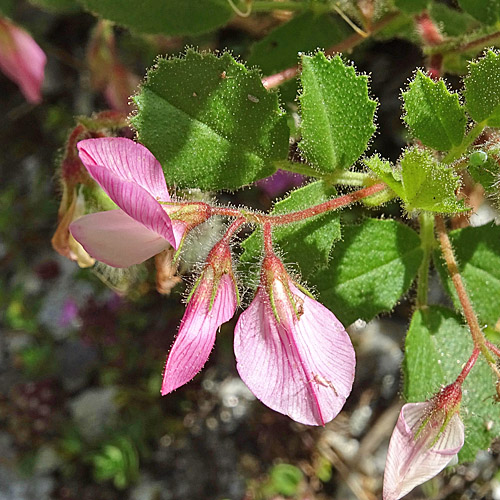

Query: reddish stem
263;222;273;255
435;216;488;355
486;341;500;358
221;217;246;242
455;348;480;385
266;182;386;225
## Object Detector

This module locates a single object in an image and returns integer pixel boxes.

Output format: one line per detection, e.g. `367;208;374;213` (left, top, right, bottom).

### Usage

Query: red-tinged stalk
221;217;246;243
486;341;500;359
435;216;499;382
435;217;489;354
455;348;480;386
165;183;387;228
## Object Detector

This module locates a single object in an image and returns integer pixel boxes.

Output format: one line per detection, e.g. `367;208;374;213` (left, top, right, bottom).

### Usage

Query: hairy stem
264;182;386;225
212;182;387;224
455;347;480;385
221;217;246;242
416;212;435;309
261;11;401;89
427;29;500;57
263;222;273;254
435;216;493;362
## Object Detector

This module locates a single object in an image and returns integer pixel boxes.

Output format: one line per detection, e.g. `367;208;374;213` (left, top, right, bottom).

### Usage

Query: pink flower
0;17;46;104
234;254;355;426
383;383;465;500
161;240;238;394
70;137;184;267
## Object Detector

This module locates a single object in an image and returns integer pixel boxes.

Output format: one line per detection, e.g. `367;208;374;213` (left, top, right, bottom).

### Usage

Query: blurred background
1;1;499;499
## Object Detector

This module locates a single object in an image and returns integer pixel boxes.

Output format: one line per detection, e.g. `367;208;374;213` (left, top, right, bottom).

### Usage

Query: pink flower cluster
70;137;356;426
69;137;468;497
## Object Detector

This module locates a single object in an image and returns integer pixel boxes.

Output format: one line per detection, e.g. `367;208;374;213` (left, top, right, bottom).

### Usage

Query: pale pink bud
70;137;184;267
0;17;46;104
234;254;355;426
383;383;465;500
162;241;238;394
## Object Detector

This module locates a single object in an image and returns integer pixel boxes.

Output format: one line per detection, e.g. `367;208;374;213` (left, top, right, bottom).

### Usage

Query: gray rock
69;387;118;442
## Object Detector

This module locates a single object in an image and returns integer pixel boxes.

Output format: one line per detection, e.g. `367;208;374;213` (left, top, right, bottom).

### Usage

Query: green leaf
132;50;289;190
464;50;500;126
400;148;466;213
402;71;467;151
312;218;423;326
0;0;13;15
78;0;232;35
248;11;351;77
429;3;478;37
269;464;303;497
394;0;428;14
29;0;80;12
434;223;500;327
404;306;500;462
458;0;500;25
364;155;404;197
247;11;352;103
298;52;377;173
240;181;341;280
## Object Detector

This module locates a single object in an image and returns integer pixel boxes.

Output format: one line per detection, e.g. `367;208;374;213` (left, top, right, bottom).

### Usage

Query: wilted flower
383;383;464;500
70;137;185;267
0;17;46;103
234;253;355;426
161;239;238;394
87;20;139;112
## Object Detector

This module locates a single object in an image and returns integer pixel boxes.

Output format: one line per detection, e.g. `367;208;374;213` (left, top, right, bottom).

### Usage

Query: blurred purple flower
257;170;305;198
59;298;79;328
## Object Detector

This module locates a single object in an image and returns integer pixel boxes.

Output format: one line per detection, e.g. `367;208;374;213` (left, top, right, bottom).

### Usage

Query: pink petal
0;18;46;103
70;209;169;267
77;138;179;248
162;273;238;394
234;283;355;426
383;403;465;500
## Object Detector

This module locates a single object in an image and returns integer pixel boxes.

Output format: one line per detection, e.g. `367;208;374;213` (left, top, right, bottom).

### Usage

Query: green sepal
364;155;404;198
